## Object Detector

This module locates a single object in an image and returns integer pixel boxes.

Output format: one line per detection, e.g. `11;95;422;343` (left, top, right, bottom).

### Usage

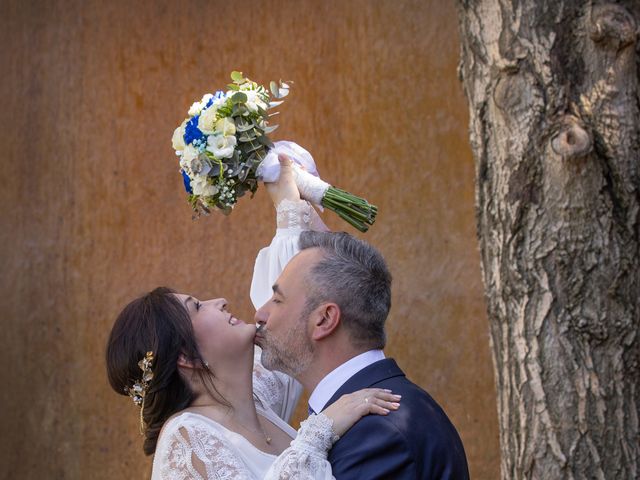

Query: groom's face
254;249;321;378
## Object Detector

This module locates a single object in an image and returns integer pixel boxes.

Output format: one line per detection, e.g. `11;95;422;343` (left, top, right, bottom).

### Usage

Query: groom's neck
298;341;368;392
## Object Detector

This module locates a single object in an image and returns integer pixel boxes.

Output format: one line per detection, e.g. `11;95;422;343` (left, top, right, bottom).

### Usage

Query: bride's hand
265;154;330;231
264;154;300;207
320;388;401;437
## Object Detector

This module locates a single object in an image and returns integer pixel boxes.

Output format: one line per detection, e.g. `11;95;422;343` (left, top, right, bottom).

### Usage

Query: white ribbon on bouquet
257;141;330;206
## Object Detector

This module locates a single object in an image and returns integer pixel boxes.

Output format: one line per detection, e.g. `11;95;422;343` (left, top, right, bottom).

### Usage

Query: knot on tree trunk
550;116;592;161
590;5;637;50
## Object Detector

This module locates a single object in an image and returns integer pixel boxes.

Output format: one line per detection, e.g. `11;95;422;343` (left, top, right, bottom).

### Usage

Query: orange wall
0;1;499;478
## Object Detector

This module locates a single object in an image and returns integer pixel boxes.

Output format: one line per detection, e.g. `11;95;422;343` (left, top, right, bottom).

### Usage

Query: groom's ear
311;303;341;341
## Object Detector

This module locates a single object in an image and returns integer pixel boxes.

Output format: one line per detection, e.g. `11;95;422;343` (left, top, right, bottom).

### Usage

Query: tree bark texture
457;1;639;478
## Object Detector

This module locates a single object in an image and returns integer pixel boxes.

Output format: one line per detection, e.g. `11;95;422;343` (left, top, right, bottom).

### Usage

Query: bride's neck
190;362;258;422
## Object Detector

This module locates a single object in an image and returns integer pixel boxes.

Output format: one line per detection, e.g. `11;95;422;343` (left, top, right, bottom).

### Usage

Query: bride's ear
177;353;196;369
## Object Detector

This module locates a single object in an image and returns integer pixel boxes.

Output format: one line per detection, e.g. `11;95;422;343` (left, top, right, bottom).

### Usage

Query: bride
106;155;401;478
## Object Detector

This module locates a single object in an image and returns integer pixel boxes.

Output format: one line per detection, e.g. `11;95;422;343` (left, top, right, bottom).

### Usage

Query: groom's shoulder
340;358;470;478
364;358;450;417
368;371;461;444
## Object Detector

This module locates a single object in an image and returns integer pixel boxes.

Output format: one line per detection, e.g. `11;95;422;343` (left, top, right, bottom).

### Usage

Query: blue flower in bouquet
184;116;205;145
181;170;192;193
205;90;225;108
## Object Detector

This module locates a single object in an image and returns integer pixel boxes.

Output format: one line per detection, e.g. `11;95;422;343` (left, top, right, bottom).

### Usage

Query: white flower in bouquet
172;121;187;152
188;101;204;117
207;133;237;159
242;89;268;113
191;175;218;197
197;106;219;134
215;117;236;136
180;144;199;165
188;93;213;116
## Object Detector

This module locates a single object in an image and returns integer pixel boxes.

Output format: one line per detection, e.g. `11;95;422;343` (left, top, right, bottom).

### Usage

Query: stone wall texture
0;0;500;478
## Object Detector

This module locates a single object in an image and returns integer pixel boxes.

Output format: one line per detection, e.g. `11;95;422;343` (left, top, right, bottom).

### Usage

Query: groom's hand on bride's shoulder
321;388;402;437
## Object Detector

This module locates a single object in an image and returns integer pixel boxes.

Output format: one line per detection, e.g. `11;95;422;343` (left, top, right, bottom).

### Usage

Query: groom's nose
254;303;268;325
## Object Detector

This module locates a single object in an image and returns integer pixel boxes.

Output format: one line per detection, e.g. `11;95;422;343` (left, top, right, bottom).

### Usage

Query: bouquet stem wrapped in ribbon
172;72;377;232
258;142;377;232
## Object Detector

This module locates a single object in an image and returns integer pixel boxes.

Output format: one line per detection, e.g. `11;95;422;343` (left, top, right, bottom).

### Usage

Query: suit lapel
322;358;405;410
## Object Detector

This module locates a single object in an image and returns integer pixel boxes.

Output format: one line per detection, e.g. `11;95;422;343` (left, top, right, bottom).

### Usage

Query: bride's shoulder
159;410;219;438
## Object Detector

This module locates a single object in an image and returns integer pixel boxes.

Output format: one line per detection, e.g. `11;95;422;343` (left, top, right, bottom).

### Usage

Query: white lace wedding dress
151;200;337;479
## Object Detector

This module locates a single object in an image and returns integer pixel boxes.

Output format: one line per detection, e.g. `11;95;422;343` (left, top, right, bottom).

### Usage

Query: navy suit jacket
324;358;469;479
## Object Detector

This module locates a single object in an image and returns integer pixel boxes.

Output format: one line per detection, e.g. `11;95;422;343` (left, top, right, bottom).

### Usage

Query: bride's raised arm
250;154;327;422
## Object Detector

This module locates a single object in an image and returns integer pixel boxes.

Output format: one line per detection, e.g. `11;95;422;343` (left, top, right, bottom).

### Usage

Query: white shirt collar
308;349;385;413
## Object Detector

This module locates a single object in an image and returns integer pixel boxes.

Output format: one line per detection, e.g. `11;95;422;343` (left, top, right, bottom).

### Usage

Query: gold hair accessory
124;351;154;434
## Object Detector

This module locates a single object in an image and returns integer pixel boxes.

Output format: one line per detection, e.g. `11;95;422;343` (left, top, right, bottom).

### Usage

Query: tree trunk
457;1;639;478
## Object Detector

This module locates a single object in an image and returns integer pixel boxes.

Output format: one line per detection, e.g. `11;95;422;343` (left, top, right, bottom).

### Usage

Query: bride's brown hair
106;287;227;455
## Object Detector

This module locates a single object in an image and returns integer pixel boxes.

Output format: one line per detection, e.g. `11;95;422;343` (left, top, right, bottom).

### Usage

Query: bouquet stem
292;167;377;232
321;187;377;232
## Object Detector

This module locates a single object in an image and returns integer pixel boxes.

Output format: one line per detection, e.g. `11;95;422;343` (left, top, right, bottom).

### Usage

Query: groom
255;230;470;479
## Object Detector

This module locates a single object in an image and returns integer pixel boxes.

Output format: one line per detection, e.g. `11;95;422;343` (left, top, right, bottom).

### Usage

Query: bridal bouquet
172;72;377;232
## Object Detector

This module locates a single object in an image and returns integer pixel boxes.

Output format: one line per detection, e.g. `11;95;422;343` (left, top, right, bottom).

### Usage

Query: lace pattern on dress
292;413;340;455
252;353;285;412
263;413;339;480
154;417;252;480
276;199;313;230
153;412;337;480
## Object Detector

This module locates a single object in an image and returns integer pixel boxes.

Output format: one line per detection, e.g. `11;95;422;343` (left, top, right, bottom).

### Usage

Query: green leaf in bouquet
238;131;258;142
257;135;274;149
270;80;290;99
217;104;233;117
227;83;240;91
227;158;240;176
209;162;222;177
242;141;265;154
268;100;284;108
277;82;290;98
231;92;248;104
232;105;250;118
249;157;263;169
263;124;279;134
235;119;256;132
270;81;279;98
239;167;251;182
235;183;248;198
246;177;258;191
231;71;244;83
244;152;259;167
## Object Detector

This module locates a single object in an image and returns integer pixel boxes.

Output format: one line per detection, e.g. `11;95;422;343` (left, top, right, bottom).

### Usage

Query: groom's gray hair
298;231;391;349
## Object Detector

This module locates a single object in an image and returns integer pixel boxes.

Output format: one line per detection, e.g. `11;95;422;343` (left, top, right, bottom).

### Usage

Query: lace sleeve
263;414;339;480
151;416;252;480
275;199;313;229
252;347;303;423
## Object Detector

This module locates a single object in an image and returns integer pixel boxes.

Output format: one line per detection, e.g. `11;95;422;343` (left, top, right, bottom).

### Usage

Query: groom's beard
260;315;314;378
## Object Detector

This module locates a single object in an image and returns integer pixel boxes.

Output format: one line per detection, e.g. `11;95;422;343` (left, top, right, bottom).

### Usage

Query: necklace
231;414;272;445
190;404;272;445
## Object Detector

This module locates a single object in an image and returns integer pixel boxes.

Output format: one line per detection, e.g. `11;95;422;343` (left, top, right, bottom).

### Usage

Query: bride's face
174;294;255;363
